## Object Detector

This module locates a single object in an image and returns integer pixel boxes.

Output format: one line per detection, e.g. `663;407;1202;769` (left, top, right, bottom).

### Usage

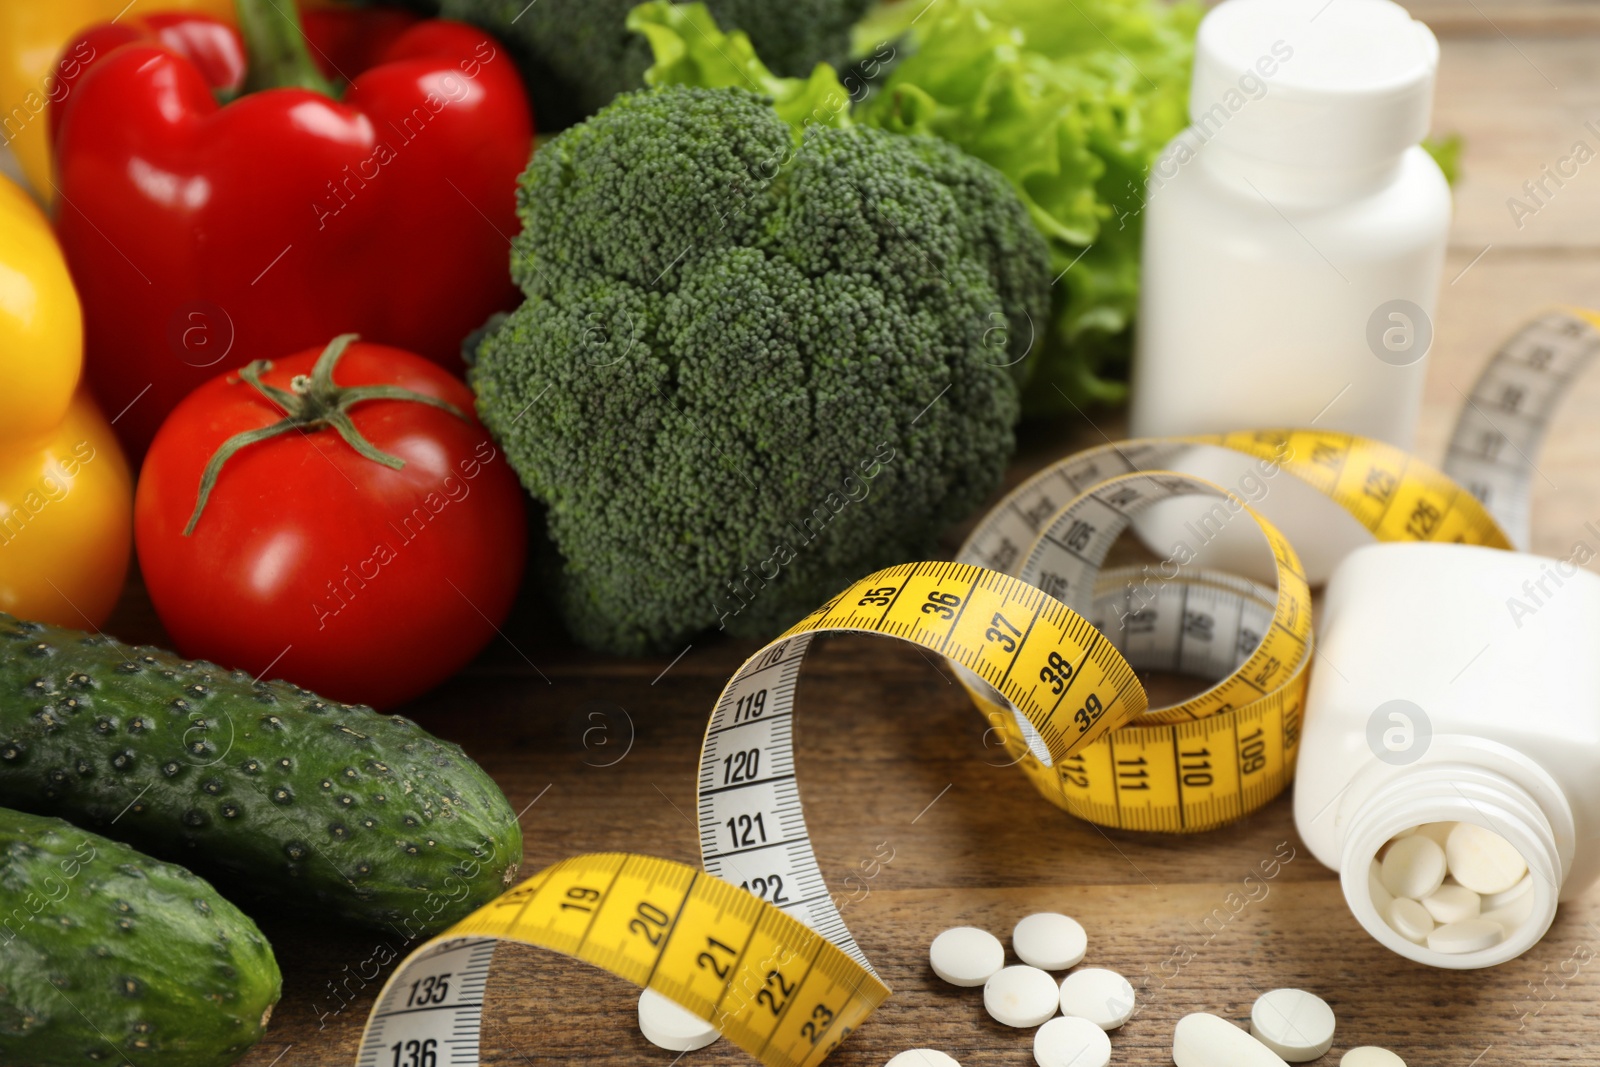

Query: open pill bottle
1295;542;1600;967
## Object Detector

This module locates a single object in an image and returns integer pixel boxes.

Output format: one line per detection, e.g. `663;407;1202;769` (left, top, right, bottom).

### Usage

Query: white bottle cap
1189;0;1439;170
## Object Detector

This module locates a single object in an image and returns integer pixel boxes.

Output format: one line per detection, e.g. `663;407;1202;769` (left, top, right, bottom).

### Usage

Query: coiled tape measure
357;309;1600;1066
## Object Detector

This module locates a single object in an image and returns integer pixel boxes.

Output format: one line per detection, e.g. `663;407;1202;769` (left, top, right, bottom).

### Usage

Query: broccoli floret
431;0;873;128
469;86;1050;654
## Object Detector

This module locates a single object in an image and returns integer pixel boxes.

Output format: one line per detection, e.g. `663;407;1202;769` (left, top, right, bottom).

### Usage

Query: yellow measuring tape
356;854;888;1067
956;430;1510;832
357;308;1599;1067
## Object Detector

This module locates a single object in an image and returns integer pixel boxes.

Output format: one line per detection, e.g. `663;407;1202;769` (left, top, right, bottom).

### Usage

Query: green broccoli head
470;86;1051;654
433;0;872;129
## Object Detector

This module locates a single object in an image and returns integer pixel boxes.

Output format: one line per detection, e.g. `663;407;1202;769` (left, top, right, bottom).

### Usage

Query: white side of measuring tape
1442;310;1600;549
359;939;497;1067
697;632;875;974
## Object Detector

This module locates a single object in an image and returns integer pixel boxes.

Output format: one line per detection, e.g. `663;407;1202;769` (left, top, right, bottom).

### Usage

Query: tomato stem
184;334;469;536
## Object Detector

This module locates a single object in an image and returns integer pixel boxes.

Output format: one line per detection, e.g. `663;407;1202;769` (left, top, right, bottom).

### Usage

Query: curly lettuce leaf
852;0;1198;412
1423;133;1463;186
627;1;854;138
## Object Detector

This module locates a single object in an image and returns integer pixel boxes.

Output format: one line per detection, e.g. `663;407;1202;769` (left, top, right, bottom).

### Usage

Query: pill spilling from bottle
1012;912;1089;971
922;917;1137;1060
636;988;720;1053
930;926;1008;987
984;966;1061;1029
885;1051;961;1067
1373;822;1532;952
1175;1012;1290;1067
1057;968;1136;1031
885;918;1415;1067
1033;1016;1111;1067
1249;988;1336;1062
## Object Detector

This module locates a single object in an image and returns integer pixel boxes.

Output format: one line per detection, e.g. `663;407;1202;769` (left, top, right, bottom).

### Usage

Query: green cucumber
0;614;521;937
0;807;279;1066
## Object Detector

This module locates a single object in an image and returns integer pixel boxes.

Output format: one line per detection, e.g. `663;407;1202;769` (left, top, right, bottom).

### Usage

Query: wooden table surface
56;1;1600;1064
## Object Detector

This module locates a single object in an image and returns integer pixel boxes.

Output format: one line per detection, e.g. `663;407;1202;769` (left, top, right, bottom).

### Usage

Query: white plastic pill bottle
1295;542;1600;968
1127;0;1450;585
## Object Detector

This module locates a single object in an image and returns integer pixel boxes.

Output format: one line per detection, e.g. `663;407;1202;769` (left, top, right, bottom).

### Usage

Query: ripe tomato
135;337;527;708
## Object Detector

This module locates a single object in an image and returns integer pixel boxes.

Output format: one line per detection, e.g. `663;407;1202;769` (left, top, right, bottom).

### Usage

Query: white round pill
1013;913;1088;971
1367;859;1393;914
930;926;1005;987
1420;883;1480;924
638;988;719;1052
1414;821;1456;847
984;965;1060;1028
1249;988;1335;1062
1386;897;1434;944
1341;1047;1406;1067
1380;835;1447;900
1480;872;1533;911
1481;891;1536;935
1427;918;1503;954
885;1051;961;1067
1058;967;1135;1030
1033;1015;1111;1067
1445;823;1527;895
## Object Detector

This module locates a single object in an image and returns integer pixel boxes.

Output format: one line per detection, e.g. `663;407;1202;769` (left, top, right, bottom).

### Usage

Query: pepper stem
235;0;339;97
184;335;472;536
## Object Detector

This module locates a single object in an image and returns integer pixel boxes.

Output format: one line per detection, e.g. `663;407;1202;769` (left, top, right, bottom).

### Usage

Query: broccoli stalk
468;86;1052;654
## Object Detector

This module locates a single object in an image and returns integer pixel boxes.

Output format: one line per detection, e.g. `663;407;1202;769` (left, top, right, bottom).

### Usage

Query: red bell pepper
52;0;533;455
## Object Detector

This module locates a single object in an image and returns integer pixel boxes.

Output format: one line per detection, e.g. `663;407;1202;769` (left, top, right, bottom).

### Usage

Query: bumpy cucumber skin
0;614;522;937
0;808;280;1066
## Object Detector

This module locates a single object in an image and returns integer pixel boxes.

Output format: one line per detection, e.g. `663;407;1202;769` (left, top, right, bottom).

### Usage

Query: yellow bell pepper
0;172;132;626
1;0;237;200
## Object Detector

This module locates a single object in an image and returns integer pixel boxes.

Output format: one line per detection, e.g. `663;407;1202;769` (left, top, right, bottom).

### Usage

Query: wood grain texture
85;9;1600;1067
1376;1;1600;36
1435;37;1600;252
